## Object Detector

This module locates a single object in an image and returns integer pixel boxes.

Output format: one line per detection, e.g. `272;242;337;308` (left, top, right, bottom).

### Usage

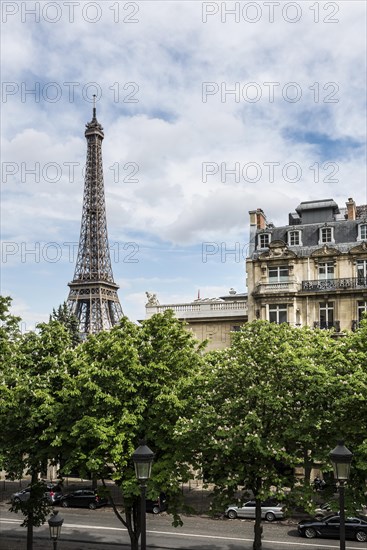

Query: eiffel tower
67;99;123;335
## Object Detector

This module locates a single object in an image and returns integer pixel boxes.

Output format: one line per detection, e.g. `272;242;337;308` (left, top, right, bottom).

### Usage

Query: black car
298;515;367;542
60;489;108;510
45;483;63;504
146;493;167;514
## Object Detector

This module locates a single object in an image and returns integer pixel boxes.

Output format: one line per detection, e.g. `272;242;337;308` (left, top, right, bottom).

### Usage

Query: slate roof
272;220;359;247
250;199;367;259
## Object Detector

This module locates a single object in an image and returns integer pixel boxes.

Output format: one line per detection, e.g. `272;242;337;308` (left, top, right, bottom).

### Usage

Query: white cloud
1;1;366;325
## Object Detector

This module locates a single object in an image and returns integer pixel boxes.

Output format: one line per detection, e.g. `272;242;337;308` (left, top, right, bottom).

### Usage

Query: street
1;507;366;550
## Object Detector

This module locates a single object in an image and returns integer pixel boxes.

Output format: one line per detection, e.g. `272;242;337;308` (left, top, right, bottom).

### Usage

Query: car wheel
355;530;367;542
89;502;97;510
12;497;21;504
265;512;276;522
61;500;69;508
304;527;317;539
227;510;237;519
152;505;160;514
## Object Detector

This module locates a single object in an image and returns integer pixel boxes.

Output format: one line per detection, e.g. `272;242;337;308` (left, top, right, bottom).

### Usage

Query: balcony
254;281;300;295
302;277;367;292
314;321;341;331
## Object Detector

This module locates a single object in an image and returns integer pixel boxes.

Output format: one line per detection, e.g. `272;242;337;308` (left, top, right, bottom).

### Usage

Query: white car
225;500;286;521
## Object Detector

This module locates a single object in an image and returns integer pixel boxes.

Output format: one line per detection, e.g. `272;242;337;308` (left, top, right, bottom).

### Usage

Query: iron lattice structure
67;105;123;335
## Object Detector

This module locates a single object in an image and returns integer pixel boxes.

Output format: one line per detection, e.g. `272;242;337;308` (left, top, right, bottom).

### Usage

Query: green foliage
1;296;366;550
58;311;204;540
0;295;21;364
10;480;52;527
0;316;74;544
50;302;81;347
175;320;367;536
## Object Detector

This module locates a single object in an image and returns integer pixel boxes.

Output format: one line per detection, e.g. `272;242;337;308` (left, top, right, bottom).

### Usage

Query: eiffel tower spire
67;99;123;335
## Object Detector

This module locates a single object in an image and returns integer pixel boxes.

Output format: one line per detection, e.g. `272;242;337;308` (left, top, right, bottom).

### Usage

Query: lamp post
48;510;64;550
329;441;353;550
132;440;155;550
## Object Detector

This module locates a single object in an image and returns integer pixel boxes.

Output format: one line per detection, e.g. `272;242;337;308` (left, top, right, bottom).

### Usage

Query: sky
1;0;367;330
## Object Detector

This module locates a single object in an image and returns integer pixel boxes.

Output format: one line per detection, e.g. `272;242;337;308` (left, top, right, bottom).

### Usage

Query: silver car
314;503;334;519
11;484;62;505
225;500;286;521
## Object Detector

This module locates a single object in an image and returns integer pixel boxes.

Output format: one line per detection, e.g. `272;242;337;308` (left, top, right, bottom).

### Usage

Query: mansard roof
271;220;359;247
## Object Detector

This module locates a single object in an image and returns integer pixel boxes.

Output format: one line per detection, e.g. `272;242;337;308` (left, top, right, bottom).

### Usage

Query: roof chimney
257;209;267;229
346;197;356;220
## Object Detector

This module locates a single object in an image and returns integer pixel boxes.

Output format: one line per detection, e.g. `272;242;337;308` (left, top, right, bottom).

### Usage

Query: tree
58;311;204;550
0;318;74;550
50;302;81;347
174;321;352;549
0;296;21;478
328;319;367;511
0;295;21;365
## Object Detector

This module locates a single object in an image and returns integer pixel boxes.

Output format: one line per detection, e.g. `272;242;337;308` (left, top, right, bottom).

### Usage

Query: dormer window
258;233;271;248
319;226;334;245
357;223;367;241
288;230;302;246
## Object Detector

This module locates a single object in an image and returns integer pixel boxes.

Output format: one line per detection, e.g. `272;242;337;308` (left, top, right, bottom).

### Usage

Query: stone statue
145;292;160;306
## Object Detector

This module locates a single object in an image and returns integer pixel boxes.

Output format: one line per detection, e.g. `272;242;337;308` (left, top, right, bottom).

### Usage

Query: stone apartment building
246;198;367;332
145;290;248;351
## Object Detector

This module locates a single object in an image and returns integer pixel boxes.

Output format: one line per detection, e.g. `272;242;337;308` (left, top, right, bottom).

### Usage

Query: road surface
0;507;366;550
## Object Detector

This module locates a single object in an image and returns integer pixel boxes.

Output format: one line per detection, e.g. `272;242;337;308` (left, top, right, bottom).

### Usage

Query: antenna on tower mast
92;94;97;119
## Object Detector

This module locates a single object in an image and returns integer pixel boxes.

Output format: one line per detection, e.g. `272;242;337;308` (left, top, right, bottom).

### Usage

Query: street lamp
48;510;64;550
329;441;353;550
132;440;155;550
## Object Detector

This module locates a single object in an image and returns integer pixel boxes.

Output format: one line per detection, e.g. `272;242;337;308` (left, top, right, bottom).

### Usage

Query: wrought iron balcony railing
302;277;367;292
314;321;341;331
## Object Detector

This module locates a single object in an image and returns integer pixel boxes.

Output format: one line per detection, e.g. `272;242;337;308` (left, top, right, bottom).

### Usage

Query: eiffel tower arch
67;101;123;336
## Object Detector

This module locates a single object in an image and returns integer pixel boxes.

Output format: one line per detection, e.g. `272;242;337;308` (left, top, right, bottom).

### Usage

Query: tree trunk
253;498;263;550
126;506;140;550
26;471;38;550
303;448;312;486
101;480;141;550
91;474;97;490
26;520;33;550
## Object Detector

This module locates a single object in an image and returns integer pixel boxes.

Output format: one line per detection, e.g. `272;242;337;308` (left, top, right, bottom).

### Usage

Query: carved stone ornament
310;246;341;258
258;240;297;260
349;242;367;256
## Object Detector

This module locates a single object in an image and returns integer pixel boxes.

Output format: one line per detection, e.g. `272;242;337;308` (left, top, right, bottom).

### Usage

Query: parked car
314;502;367;520
298;515;367;542
11;487;32;504
45;483;63;504
225;500;286;521
146;492;167;514
314;502;334;519
60;489;108;509
11;484;63;505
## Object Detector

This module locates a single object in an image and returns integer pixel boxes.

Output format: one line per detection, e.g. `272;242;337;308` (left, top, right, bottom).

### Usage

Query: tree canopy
1;296;366;550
